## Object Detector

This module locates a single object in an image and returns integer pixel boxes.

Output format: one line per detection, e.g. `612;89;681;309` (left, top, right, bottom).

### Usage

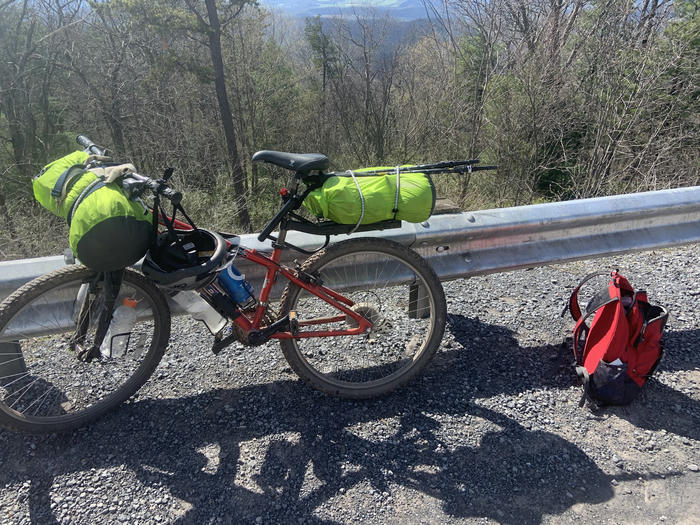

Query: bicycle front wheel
279;237;446;398
0;266;170;433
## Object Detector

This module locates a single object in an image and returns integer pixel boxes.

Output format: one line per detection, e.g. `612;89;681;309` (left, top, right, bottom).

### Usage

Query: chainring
231;307;276;346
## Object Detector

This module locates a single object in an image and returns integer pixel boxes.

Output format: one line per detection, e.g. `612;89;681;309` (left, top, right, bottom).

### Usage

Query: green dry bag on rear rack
302;166;436;227
33;151;152;271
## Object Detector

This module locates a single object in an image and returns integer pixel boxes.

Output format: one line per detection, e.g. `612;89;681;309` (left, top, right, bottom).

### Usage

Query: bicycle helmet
141;228;228;291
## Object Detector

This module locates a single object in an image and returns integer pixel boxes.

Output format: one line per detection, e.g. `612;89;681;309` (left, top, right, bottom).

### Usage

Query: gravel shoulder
1;245;698;525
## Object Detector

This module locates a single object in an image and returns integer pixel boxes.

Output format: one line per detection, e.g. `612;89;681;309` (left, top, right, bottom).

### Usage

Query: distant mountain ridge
260;1;428;21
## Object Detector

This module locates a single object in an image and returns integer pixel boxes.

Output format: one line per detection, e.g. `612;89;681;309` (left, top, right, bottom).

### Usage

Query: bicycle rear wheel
0;266;170;433
279;238;446;398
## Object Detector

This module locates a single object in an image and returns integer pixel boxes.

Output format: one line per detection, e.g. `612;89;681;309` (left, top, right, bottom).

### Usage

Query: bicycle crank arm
211;330;239;355
247;315;291;346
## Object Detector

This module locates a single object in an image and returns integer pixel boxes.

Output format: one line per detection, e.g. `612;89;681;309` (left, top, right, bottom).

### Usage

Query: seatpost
275;175;301;246
288;175;300;193
276;224;288;246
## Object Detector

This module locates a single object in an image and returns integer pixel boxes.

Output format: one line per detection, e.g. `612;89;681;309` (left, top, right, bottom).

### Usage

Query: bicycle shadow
0;315;695;524
0;386;625;525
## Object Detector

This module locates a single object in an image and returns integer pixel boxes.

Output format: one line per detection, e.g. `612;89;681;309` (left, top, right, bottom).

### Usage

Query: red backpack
565;270;668;406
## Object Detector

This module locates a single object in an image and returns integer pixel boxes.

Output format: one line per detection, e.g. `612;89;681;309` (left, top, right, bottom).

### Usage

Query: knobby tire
0;266;170;433
279;238;446;398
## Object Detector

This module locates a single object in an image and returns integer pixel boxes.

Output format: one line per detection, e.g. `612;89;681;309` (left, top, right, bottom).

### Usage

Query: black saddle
251;150;329;173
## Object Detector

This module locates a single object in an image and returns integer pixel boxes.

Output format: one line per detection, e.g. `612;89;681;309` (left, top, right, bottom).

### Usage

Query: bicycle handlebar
158;185;182;204
126;172;183;204
76;134;181;204
76;134;106;156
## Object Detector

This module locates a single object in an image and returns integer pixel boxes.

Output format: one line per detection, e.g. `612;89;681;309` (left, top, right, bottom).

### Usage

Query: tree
187;0;252;229
0;0;82;257
304;16;338;151
115;0;253;229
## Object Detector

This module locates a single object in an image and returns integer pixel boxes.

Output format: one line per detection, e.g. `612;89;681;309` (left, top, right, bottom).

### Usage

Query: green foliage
304;16;339;83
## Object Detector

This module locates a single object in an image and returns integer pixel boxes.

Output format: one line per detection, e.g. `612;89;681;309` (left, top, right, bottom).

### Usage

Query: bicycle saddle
252;150;329;173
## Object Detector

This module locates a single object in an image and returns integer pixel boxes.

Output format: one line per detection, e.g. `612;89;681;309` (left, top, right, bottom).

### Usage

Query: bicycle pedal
211;326;237;355
289;311;299;335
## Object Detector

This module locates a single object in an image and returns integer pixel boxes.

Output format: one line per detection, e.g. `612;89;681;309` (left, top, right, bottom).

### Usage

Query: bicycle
0;135;495;433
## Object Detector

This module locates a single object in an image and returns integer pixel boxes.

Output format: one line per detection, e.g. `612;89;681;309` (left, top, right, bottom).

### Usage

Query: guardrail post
408;283;431;319
0;342;27;387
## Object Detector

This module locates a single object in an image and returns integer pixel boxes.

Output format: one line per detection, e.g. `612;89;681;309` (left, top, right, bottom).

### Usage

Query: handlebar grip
76;135;105;156
76;135;94;149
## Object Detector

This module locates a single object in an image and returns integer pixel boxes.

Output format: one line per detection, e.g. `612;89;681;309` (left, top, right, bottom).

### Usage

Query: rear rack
284;219;402;236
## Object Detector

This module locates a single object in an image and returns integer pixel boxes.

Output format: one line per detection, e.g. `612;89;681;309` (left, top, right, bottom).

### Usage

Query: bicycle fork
74;270;124;362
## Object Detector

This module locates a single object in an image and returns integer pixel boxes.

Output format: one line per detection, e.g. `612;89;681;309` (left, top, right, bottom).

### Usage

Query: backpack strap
572;316;589;364
569;271;623;366
564;271;616;321
51;165;89;213
571;291;618;364
51;164;86;198
575;366;592;407
561;272;608;321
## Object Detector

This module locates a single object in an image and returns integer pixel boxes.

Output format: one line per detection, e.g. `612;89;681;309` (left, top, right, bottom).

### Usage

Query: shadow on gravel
0;315;693;525
609;381;700;442
658;328;700;374
0;388;622;525
446;314;700;442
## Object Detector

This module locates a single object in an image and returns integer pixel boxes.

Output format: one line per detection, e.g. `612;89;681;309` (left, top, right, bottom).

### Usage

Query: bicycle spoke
6;376;43;409
25;385;58;416
0;371;32;390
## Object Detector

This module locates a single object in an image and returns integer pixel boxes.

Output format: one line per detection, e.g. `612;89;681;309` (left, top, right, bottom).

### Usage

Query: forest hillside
0;0;697;260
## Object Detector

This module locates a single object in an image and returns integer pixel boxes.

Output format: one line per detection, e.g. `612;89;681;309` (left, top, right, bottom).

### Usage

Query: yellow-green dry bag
33;151;152;271
303;166;435;226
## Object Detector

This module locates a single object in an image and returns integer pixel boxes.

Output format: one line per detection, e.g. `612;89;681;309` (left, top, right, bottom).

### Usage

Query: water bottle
218;262;255;306
100;297;138;358
171;290;227;334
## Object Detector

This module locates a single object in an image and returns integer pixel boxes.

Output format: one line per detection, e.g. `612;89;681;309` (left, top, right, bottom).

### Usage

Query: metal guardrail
0;186;698;338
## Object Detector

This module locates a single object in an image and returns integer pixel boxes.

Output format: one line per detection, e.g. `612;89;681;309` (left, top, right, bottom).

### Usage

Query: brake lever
163;167;174;182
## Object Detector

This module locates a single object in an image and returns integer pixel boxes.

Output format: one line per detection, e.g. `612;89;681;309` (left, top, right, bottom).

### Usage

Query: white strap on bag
347;170;365;234
393;165;400;220
88;163;137;184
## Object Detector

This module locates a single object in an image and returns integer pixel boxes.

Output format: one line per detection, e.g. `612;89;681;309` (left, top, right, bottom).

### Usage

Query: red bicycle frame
233;248;372;339
156;211;373;340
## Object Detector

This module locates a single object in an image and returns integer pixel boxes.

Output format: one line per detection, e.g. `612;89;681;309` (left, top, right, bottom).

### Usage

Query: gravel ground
0;244;698;525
